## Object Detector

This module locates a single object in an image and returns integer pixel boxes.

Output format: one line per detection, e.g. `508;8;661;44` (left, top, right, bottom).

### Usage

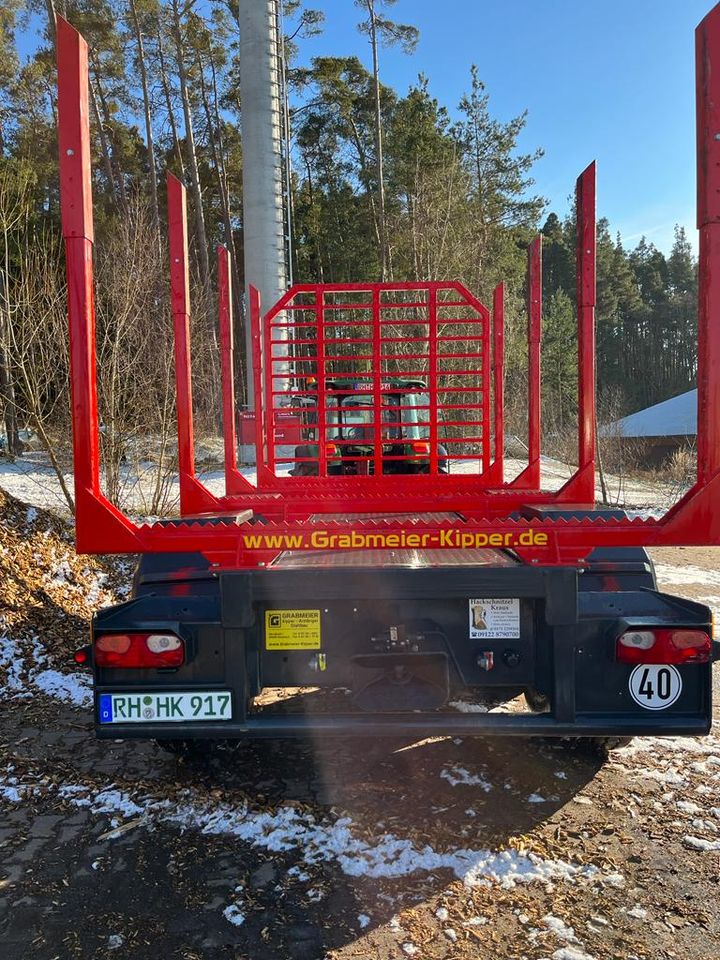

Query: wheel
523;688;550;713
591;736;633;761
155;739;212;760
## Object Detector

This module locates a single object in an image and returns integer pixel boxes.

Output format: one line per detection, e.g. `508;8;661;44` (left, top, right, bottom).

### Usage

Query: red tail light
411;441;431;456
325;442;338;458
617;628;710;665
94;632;185;668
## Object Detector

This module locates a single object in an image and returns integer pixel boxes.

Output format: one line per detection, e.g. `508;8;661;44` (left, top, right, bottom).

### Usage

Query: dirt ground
1;489;720;960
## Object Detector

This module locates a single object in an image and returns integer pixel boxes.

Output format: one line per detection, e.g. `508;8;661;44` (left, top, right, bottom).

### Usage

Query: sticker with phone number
98;691;232;723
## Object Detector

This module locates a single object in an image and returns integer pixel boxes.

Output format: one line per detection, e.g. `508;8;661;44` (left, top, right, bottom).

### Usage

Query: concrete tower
238;0;288;407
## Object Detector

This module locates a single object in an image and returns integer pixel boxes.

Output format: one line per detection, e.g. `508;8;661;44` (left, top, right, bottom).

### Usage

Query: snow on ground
0;632;92;707
0;760;622;890
653;563;720;588
0;449;679;517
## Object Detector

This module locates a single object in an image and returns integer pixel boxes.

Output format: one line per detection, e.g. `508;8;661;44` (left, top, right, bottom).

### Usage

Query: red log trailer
59;10;720;746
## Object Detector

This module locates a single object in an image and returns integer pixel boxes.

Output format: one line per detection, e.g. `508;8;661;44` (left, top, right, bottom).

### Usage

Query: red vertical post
57;18;99;516
315;287;328;477
56;17;145;552
218;245;239;488
576;162;597;482
372;286;383;476
167;173;198;514
250;286;270;485
492;282;505;483
481;299;491;475
696;8;720;484
428;285;439;475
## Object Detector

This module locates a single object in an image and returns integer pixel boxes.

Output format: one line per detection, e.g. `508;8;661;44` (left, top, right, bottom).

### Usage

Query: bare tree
128;0;161;234
168;0;211;292
355;0;418;280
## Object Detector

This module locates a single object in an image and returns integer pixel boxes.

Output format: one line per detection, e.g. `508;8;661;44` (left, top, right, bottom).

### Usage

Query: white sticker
469;598;520;639
628;664;682;710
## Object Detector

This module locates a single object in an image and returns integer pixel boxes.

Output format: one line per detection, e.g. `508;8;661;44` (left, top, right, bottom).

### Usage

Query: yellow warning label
265;609;321;650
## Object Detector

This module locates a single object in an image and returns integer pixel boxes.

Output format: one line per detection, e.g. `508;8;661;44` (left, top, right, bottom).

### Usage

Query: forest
0;0;699;511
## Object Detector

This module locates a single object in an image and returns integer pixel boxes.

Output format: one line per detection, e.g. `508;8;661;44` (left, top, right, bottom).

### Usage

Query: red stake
492;282;505;483
577;162;597;484
218;245;237;483
696;6;720;484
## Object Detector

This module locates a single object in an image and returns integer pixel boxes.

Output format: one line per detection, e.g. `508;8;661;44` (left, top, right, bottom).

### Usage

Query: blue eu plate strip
98;694;114;724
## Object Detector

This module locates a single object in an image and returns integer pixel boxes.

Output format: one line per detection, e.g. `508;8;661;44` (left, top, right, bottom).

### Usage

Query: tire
523;688;550;713
155;739;212;760
591;736;633;761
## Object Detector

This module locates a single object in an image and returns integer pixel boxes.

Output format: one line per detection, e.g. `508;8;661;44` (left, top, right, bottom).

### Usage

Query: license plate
98;691;232;724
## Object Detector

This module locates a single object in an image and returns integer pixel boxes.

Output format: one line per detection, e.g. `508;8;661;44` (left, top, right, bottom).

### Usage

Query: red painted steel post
56;17;144;553
372;286;383;476
250;286;269;484
167;173;198;514
218;245;239;488
577;162;597;485
696;8;720;484
481;292;491;475
56;18;100;517
428;286;439;475
493;282;505;483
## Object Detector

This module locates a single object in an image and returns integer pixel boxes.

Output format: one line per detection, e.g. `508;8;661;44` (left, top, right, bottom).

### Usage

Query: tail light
411;441;431;456
325;442;338;458
94;632;184;668
617;628;710;665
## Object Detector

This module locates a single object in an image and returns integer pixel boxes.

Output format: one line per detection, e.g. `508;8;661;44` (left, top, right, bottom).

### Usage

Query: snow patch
33;669;92;708
544;914;578;943
654;563;720;588
684;835;720;851
448;700;488;713
223;903;246;927
0;764;621;890
440;765;493;791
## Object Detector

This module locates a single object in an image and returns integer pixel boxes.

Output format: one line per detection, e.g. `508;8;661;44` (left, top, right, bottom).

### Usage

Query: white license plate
98;691;232;724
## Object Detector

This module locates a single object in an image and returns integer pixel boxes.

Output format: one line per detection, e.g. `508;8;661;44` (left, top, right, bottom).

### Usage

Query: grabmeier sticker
629;664;682;710
469;598;520;639
265;609;321;650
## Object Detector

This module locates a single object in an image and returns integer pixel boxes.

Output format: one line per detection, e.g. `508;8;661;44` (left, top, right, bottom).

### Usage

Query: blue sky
295;0;712;253
16;1;710;253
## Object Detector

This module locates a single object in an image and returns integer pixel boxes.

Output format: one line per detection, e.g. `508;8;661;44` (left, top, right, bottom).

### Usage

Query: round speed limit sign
629;664;682;710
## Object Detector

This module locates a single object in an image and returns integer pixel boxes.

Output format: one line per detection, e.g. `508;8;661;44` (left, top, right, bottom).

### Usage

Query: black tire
523;688;550;713
155;739;213;760
591;736;633;761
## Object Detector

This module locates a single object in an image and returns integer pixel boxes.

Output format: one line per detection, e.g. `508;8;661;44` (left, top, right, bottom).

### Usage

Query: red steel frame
56;8;720;568
254;280;493;483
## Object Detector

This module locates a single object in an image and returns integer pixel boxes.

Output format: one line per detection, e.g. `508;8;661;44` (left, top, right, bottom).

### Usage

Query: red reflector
94;633;185;668
617;628;710;665
74;649;88;665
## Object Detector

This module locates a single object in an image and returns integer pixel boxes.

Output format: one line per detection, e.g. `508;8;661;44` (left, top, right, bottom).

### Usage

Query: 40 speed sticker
629;664;682;710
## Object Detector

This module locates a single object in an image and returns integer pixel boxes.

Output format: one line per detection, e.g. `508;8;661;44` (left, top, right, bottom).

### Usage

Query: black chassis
89;545;717;741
